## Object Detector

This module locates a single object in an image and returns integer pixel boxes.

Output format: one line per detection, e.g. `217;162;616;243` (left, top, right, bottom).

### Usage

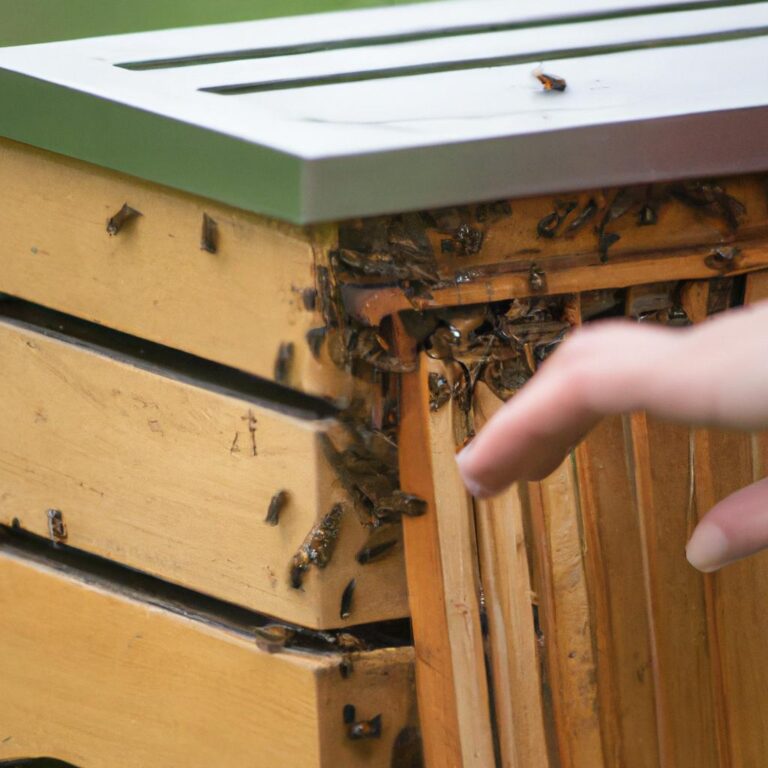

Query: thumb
687;476;768;572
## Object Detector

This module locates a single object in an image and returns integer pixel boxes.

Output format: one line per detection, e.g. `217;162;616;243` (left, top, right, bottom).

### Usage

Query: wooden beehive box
1;1;767;766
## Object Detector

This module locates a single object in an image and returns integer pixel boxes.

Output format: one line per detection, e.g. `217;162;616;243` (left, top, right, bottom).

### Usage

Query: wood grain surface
0;317;408;628
0;544;416;768
0;137;352;400
397;350;495;768
473;383;551;768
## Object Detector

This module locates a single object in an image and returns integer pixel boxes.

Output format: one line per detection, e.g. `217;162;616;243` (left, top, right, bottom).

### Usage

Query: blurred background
0;0;431;47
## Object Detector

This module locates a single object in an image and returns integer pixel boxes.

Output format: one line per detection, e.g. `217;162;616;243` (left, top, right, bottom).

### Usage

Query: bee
306;327;326;359
453;223;484;256
340;579;356;620
274;342;295;385
537;201;576;238
638;204;658;226
528;265;547;293
705;246;741;272
106;203;141;235
339;657;354;678
483;358;531;402
47;509;67;544
428;372;451;412
344;705;383;740
289;505;344;589
356;538;397;565
254;623;297;653
290;548;311;589
335;632;367;652
301;288;317;311
671;181;745;231
565;199;598;234
200;213;218;254
265;490;289;526
598;232;621;263
373;491;427;523
532;66;567;92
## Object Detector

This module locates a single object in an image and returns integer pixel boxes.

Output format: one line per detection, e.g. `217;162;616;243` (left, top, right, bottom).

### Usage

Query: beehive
1;2;767;766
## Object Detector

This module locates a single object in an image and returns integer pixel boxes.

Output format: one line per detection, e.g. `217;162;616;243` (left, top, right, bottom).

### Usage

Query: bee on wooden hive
106;202;141;235
356;538;397;565
289;504;344;589
254;623;297;653
344;705;383;740
47;508;67;544
200;212;218;253
532;65;567;92
274;342;295;385
265;490;289;526
340;578;356;620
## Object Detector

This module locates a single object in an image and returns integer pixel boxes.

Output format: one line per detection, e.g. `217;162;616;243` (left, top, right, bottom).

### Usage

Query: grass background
0;0;432;46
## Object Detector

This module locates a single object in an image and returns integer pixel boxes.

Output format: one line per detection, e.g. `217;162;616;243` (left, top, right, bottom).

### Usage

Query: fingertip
686;522;730;573
455;445;494;498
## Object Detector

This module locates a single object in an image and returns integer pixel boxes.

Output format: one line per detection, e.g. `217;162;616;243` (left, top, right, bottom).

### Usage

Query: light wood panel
428;177;768;276
473;383;550;768
625;282;720;768
0;545;416;768
629;411;720;768
529;457;605;768
397;349;495;768
0;317;408;628
713;269;768;768
0;137;351;400
575;416;659;768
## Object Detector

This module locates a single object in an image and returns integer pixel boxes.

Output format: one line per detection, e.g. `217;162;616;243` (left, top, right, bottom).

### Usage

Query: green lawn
0;0;434;46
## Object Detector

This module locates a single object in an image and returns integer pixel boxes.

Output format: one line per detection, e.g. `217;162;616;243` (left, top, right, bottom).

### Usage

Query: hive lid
1;0;767;223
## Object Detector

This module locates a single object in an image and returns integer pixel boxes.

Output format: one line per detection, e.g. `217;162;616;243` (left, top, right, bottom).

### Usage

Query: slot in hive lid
1;0;767;223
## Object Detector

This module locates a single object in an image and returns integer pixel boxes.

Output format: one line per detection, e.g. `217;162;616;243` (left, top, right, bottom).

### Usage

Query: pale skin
456;300;768;572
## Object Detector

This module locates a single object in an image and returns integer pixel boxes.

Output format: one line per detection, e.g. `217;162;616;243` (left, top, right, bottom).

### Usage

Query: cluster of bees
424;298;570;410
536;180;746;262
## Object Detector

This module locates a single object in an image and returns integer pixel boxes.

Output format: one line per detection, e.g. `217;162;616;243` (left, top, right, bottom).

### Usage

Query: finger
686;476;768;572
457;321;679;496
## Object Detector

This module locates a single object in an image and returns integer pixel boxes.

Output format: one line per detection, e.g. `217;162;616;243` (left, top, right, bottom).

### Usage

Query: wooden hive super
1;1;768;766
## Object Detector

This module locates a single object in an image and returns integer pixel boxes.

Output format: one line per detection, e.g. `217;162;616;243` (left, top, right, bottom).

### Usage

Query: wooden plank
0;317;408;629
626;281;720;768
574;416;660;768
0;544;416;768
712;268;768;768
528;456;605;768
0;137;353;400
472;382;550;768
683;281;732;768
396;348;495;768
345;174;768;325
396;343;463;768
628;412;720;768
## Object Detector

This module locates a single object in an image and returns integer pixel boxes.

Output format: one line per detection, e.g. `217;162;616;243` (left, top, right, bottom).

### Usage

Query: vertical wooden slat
684;282;733;768
473;382;551;768
713;269;768;768
397;347;496;768
398;355;463;768
575;416;660;768
572;279;656;768
628;410;720;768
626;280;722;768
529;455;605;768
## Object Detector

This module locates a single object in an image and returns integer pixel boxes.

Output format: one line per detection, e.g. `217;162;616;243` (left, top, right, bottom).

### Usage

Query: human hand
456;300;768;572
